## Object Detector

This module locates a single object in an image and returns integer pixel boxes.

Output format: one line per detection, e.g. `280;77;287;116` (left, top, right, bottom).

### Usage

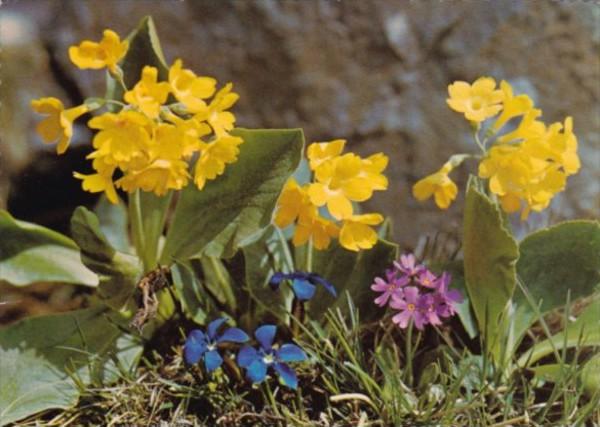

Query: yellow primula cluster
275;140;388;252
31;29;243;204
414;77;580;219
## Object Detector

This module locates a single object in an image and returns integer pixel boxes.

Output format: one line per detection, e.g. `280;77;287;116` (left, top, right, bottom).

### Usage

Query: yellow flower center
407;303;415;311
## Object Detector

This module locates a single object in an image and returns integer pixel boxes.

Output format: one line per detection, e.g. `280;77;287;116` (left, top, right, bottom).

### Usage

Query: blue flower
269;271;336;301
237;324;307;389
184;318;249;372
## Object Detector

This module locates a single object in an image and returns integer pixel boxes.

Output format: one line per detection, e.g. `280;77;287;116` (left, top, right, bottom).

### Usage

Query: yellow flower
163;113;211;158
493;81;535;130
544;117;580;176
497;108;544;144
116;158;190;196
194;134;244;190
447;77;504;122
194;83;239;136
412;163;458;209
31;97;88;154
87;110;153;169
147;123;192;161
339;213;384;252
124;66;170;118
358;153;389;191
274;179;314;229
68;29;128;74
274;179;339;250
478;144;567;219
73;171;119;204
308;153;388;220
307;139;346;171
294;212;340;250
169;59;216;113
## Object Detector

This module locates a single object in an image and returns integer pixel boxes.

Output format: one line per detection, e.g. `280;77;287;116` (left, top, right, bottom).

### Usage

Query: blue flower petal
292;279;316;301
184;330;208;365
204;349;224;373
218;327;250;344
246;359;268;384
207;318;227;341
255;324;277;352
268;272;288;290
276;343;307;362
274;362;298;389
309;274;337;297
237;345;259;368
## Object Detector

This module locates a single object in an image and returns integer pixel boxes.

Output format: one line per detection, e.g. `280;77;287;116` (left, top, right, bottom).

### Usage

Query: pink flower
418;293;442;326
371;272;409;307
390;287;426;330
393;253;425;277
416;269;437;288
433;272;463;317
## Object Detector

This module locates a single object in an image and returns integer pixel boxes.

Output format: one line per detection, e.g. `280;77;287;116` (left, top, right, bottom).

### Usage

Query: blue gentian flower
184;318;249;372
269;271;336;301
237;324;307;389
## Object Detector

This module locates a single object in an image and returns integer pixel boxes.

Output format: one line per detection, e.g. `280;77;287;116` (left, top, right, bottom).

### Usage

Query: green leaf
71;207;141;310
241;227;291;327
309;239;399;320
171;262;209;325
518;297;600;367
0;210;98;287
161;128;304;262
94;196;130;253
581;353;600;397
516;220;600;312
463;176;519;358
129;190;172;271
0;307;142;426
106;15;168;103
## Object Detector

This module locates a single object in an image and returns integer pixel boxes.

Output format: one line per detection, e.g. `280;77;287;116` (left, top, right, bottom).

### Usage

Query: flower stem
128;190;149;271
276;228;295;273
404;320;414;386
305;238;313;272
263;382;281;418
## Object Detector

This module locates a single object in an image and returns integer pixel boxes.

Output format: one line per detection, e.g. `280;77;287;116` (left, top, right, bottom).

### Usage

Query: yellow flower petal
69;29;128;73
447;77;504;123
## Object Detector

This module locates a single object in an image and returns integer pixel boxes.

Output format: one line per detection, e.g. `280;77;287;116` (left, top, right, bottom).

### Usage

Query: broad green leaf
171;262;209;325
518;297;600;367
161;128;304;262
581;353;600;397
0;210;97;287
516;220;600;312
94;196;130;253
71;207;141;310
198;257;237;313
309;239;399;320
0;307;142;426
529;363;568;382
463;176;519;358
106;15;168;103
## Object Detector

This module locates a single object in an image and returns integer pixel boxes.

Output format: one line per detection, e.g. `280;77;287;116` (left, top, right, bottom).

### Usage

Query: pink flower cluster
371;254;463;330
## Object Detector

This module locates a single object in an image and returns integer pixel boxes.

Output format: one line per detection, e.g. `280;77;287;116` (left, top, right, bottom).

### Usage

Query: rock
2;0;598;247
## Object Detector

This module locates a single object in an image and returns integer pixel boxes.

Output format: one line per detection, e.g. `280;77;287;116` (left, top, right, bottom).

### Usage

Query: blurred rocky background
1;0;598;249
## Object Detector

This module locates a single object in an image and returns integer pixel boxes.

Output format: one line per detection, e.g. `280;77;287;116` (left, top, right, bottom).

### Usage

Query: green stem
405;320;414;386
128;190;148;270
263;382;281;418
305;238;313;272
276;228;295;273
